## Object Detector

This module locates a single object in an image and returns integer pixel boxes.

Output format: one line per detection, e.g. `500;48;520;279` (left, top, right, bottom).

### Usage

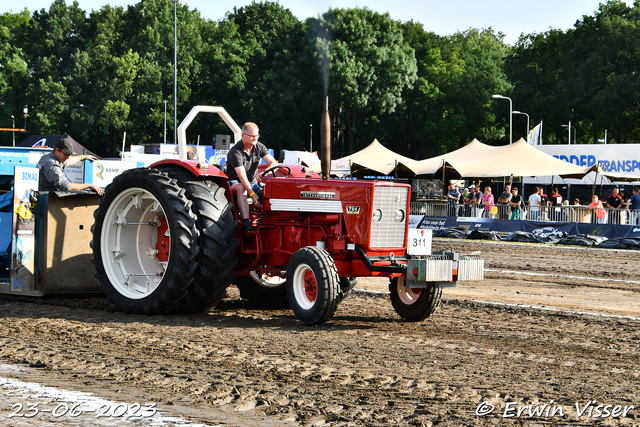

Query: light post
22;106;28;132
309;124;313;151
512;111;529;143
171;0;178;144
562;121;576;144
163;100;167;144
493;94;513;144
11;115;14;146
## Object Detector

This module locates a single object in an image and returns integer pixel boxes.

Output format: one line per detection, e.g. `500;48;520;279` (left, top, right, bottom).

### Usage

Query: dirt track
1;239;640;426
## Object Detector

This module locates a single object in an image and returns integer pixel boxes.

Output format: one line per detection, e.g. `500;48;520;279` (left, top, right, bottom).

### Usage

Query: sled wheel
389;276;442;321
286;246;340;325
91;168;198;314
172;180;239;313
235;271;289;308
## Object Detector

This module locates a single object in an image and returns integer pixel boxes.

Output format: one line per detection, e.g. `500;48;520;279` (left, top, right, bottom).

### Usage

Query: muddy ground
1;239;640;426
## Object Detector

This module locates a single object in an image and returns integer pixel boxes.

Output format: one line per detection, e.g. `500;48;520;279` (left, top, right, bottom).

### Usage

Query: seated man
37;138;103;195
226;122;278;234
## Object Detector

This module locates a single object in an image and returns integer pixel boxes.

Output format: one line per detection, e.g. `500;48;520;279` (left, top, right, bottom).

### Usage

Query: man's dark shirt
37;151;71;191
550;194;563;206
498;191;512;205
447;188;461;205
225;141;269;184
607;193;623;209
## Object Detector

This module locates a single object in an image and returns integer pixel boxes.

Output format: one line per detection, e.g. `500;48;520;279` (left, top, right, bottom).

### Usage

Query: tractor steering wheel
260;165;291;179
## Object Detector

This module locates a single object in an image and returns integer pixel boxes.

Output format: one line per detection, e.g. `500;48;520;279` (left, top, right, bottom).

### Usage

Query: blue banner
415;215;639;240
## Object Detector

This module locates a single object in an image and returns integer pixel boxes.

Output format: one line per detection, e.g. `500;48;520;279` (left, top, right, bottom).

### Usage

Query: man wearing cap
463;185;478;217
37;138;104;195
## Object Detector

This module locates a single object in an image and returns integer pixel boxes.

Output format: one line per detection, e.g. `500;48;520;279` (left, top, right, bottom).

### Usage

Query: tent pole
592;166;598;198
599;173;604;198
442;160;446;197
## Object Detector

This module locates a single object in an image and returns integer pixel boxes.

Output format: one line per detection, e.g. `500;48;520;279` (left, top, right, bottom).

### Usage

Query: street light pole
163;100;167;144
492;94;513;144
512;111;529;142
309;124;313;151
171;0;178;144
562;122;576;144
11;115;15;146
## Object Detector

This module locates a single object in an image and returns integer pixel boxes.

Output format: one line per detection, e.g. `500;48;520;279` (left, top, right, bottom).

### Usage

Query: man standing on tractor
37;137;104;195
226;122;278;235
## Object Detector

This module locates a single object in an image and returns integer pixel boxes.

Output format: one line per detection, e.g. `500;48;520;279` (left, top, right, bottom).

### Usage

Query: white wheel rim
292;263;317;310
250;271;286;288
100;187;168;299
396;276;422;305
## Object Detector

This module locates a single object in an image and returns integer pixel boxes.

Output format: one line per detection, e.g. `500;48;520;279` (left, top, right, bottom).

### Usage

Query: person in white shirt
528;187;541;221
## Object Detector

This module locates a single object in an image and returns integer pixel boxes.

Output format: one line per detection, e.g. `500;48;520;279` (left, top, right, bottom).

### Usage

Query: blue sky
1;0;635;45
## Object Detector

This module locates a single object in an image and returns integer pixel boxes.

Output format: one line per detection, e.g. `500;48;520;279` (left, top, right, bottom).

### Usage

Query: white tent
448;138;598;178
337;138;414;175
398;138;498;175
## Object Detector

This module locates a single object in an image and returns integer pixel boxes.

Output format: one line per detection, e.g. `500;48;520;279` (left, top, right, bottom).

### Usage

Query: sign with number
407;228;432;256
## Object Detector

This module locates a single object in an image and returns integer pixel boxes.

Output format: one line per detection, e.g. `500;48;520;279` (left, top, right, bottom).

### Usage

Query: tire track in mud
1;289;639;426
1;239;640;425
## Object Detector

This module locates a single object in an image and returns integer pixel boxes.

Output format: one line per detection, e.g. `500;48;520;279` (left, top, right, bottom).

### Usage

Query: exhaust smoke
320;96;331;180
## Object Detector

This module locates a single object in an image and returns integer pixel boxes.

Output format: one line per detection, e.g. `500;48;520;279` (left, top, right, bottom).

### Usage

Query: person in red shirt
549;188;563;221
606;187;623;209
606;187;624;224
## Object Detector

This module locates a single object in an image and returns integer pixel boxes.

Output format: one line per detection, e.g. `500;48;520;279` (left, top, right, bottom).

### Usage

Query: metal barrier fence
410;202;640;225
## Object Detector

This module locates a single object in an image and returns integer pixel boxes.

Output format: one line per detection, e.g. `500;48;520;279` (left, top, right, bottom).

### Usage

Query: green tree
199;1;317;153
569;0;640;143
0;9;31;145
20;0;91;138
309;8;418;152
84;5;139;155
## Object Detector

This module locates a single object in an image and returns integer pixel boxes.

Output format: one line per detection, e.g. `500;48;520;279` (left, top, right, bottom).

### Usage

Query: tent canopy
448;138;599;179
398;138;499;176
18;134;102;159
336;137;640;182
338;139;414;175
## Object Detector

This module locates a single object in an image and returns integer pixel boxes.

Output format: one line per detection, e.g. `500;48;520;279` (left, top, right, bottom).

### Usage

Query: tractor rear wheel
235;272;289;308
286;246;340;325
91;168;198;314
171;180;239;313
389;276;442;321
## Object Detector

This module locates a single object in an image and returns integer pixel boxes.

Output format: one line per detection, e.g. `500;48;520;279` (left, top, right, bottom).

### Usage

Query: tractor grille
369;186;409;248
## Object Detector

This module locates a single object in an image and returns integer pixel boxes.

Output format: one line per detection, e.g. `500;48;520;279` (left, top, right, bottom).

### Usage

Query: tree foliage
1;0;639;156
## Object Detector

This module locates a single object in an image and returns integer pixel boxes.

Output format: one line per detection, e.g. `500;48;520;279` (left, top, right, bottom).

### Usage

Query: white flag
528;121;543;145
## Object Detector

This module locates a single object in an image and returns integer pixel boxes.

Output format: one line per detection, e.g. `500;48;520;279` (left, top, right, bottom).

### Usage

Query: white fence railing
410;202;640;225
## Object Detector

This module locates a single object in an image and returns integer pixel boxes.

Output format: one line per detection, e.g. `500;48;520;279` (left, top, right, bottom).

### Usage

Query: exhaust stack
320;96;331;180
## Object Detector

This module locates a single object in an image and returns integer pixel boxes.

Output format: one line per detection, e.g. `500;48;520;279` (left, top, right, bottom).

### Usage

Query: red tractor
91;106;483;325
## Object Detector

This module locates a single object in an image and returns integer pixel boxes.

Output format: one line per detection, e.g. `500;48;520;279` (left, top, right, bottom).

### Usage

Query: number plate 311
407;228;432;256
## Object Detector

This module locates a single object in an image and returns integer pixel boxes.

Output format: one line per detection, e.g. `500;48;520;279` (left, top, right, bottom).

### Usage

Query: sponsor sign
12;167;39;291
536;144;640;174
92;161;140;187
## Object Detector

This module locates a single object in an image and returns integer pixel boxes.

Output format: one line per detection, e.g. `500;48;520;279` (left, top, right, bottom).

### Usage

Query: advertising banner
413;215;638;240
11;167;38;291
536;144;640;174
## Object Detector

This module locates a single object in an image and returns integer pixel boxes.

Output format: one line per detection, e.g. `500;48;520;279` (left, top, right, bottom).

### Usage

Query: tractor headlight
372;209;383;223
395;209;405;223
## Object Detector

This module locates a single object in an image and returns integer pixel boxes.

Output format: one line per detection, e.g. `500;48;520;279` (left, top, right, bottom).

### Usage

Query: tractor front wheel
389;276;442;321
286;246;340;325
